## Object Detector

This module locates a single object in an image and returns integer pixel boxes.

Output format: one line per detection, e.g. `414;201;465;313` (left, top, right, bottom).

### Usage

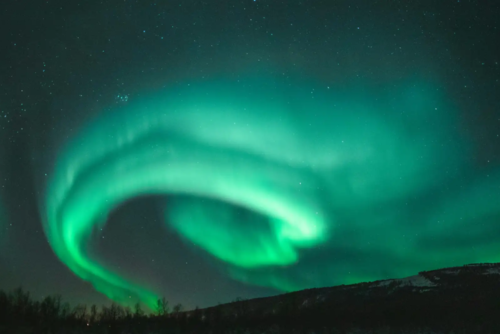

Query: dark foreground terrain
2;263;500;334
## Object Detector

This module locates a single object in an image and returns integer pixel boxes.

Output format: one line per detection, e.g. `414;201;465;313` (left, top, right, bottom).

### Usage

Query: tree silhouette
133;302;144;318
156;296;169;316
89;304;98;324
173;303;184;314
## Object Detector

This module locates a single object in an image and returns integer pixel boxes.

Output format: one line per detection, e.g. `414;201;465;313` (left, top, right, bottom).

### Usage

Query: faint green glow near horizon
43;75;500;309
0;197;5;243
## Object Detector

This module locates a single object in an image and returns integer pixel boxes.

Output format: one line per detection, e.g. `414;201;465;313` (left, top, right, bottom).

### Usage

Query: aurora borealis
44;75;471;308
1;0;500;310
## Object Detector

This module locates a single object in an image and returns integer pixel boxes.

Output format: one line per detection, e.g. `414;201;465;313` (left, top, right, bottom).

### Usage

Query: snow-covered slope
194;262;500;319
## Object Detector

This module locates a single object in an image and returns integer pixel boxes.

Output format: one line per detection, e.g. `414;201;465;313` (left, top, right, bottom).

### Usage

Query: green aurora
43;74;500;309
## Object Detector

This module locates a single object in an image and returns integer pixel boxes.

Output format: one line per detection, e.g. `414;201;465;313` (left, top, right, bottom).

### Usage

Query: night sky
1;0;500;311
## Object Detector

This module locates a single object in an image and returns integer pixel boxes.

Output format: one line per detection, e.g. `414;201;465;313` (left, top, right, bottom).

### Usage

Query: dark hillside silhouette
2;263;500;333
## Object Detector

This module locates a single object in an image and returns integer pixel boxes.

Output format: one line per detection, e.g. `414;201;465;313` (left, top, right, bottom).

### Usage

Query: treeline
0;287;188;334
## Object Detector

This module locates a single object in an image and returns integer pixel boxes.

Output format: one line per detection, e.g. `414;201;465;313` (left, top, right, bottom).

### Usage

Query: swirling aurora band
43;76;500;309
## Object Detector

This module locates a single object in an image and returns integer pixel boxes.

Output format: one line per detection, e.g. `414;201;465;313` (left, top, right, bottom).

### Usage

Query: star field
1;0;500;310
